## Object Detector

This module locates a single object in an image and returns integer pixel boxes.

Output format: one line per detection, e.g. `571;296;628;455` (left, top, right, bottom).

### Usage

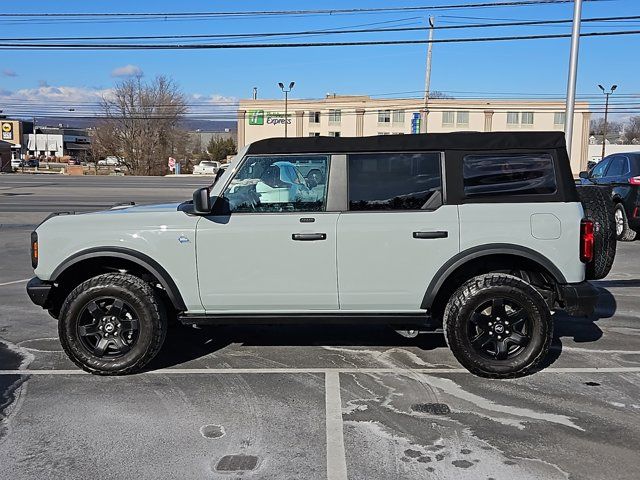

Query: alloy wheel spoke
109;299;125;318
495;339;509;360
94;337;110;356
471;330;493;349
508;331;530;346
111;335;130;354
119;318;139;331
78;323;100;337
492;298;506;319
85;301;103;321
471;312;491;328
507;308;528;328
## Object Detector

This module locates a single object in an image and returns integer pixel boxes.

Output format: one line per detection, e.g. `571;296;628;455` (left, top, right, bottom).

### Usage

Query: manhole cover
215;454;259;472
200;424;225;439
411;403;451;415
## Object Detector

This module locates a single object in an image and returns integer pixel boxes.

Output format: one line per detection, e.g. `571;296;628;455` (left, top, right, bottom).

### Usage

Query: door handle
413;231;448;239
292;233;327;241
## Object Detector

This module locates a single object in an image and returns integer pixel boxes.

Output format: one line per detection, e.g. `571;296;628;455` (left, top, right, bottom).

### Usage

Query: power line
1;28;638;50
3;15;639;43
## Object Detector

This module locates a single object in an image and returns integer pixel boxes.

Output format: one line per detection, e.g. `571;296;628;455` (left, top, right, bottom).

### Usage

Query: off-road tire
58;273;167;375
443;273;553;378
577;185;616;280
614;203;637;242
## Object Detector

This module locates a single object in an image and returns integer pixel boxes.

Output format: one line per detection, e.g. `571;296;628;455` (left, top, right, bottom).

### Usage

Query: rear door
336;152;460;311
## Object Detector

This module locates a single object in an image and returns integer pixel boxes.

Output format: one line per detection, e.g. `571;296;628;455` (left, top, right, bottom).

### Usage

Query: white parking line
0;278;30;287
325;372;348;480
1;366;640;375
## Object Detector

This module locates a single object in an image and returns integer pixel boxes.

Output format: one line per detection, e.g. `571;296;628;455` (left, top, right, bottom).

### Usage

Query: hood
96;202;183;215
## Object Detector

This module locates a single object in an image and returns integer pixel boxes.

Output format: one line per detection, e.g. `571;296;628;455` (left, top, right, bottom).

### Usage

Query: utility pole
598;84;617;159
421;16;435;134
564;0;582;159
278;82;295;138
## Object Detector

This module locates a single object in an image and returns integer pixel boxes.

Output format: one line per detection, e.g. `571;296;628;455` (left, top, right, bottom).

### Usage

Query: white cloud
111;64;144;78
0;85;113;116
2;68;17;77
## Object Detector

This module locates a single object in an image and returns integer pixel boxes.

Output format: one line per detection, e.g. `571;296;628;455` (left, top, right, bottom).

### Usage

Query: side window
604;156;625;178
463;153;556;197
223;155;329;213
348;152;442;211
590;158;610;179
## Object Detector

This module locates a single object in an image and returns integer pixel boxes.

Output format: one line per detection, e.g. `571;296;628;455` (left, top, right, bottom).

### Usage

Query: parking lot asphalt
1;174;640;479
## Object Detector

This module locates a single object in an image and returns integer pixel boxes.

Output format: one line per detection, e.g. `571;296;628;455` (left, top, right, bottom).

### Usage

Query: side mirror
192;187;211;214
579;171;589;179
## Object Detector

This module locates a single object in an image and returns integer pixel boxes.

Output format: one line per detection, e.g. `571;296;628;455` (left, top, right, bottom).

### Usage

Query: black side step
178;312;434;327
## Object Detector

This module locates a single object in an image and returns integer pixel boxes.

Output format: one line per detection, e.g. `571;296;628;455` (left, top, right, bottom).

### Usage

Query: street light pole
564;0;582;159
278;81;295;138
421;16;435;134
598;84;617;160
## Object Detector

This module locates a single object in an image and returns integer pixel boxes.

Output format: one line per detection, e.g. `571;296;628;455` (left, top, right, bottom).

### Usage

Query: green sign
248;110;264;125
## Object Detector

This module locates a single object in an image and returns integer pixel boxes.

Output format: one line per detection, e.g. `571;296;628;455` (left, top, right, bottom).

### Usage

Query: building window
377;110;391;124
328;109;341;125
309;132;320;137
456;111;469;127
521;112;534;126
392;110;405;124
442;111;455;126
554;112;566;127
507;112;520;126
328;131;341;137
309;111;321;124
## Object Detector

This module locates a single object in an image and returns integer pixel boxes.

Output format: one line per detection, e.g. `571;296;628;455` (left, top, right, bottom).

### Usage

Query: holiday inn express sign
248;110;291;126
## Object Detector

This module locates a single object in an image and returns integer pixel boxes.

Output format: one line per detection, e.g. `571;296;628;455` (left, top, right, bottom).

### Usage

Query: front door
337;151;460;311
196;154;339;311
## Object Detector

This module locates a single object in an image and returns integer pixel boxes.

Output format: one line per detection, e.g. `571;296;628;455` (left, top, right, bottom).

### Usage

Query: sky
0;0;638;121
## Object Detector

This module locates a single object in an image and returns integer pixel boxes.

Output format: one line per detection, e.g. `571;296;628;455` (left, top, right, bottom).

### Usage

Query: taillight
580;219;594;263
30;231;38;269
634;207;640;219
629;176;640;185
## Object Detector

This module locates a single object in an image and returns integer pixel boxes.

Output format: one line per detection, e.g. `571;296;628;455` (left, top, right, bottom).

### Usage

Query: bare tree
623;116;640;144
94;76;187;175
590;118;623;138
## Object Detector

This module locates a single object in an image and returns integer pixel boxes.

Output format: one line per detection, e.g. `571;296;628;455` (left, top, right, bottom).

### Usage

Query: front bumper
558;281;599;317
26;277;53;308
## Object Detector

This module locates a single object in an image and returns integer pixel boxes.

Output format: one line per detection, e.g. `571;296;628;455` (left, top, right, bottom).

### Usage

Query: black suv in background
580;152;640;241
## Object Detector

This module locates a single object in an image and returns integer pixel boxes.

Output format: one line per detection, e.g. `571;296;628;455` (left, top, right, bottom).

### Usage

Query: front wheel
443;274;552;378
58;273;167;375
614;204;637;241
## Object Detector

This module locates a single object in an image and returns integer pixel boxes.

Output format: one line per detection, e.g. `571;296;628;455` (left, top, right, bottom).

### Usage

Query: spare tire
576;185;616;280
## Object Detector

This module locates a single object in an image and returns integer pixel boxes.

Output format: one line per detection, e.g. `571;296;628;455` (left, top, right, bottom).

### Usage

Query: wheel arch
422;244;566;315
50;247;187;313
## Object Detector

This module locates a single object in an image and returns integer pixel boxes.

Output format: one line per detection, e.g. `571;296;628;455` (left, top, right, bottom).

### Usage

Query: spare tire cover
576;185;616;280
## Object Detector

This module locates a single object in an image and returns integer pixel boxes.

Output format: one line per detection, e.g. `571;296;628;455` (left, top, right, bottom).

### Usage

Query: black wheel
58;273;167;375
443;273;552;378
577;185;616;280
614;203;637;242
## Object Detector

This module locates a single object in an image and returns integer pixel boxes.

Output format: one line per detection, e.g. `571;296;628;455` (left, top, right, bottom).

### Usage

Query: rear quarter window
463;153;557;197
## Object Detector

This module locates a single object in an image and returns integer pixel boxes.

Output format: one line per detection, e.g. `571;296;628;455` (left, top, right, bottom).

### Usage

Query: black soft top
246;131;567;155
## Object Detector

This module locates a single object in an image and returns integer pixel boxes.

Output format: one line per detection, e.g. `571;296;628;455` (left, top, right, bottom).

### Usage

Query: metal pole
284;90;289;138
421;16;435;134
564;0;582;159
601;92;609;160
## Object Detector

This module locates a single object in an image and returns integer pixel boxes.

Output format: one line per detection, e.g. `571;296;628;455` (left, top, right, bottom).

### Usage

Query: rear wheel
443;274;552;378
58;273;167;375
614;203;637;241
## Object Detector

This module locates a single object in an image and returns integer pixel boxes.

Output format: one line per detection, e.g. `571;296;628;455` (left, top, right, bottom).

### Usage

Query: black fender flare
50;247;187;311
420;243;567;309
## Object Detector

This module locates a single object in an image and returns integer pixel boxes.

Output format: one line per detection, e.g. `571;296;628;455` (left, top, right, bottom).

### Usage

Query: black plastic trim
178;312;429;326
558;281;599;317
420;243;568;309
26;277;53;308
49;247;187;311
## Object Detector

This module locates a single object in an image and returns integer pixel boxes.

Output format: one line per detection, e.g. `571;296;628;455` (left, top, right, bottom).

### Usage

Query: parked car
579;152;640;241
98;156;124;166
25;159;39;168
193;161;220;175
28;132;607;378
10;158;22;171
